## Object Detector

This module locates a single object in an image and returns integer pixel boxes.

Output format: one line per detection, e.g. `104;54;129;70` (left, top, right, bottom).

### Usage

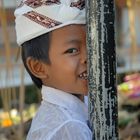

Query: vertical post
127;0;137;68
86;0;118;140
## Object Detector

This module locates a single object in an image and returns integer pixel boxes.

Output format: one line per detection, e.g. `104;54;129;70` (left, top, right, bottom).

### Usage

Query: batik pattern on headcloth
24;11;62;28
70;0;85;10
18;0;84;8
22;0;61;8
15;0;86;46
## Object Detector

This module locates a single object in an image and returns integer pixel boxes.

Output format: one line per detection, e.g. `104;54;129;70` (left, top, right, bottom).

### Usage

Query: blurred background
0;0;140;140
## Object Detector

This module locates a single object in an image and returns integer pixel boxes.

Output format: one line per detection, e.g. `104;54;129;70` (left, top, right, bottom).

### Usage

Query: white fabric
26;86;92;140
15;0;85;46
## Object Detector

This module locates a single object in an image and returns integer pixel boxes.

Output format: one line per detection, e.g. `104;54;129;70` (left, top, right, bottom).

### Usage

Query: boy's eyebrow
65;39;81;45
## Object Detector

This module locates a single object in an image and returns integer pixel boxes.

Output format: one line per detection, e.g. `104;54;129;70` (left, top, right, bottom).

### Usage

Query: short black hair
21;33;51;89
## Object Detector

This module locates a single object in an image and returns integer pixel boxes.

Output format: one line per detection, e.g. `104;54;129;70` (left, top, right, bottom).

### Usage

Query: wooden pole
0;0;11;70
0;0;11;113
0;1;24;139
86;0;118;139
19;64;25;139
127;0;137;69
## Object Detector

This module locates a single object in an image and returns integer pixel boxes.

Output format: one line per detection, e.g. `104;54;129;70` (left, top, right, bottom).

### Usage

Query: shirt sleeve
50;120;92;140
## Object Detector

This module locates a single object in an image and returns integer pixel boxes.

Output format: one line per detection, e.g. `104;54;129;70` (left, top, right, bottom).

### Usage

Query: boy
15;0;92;139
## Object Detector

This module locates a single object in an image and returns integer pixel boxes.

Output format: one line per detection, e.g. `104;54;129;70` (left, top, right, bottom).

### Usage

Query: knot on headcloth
15;0;85;46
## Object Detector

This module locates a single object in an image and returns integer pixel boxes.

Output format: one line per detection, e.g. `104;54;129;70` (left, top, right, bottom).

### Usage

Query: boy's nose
81;49;87;64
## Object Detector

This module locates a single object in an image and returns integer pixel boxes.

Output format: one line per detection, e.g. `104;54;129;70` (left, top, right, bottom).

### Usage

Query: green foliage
24;85;41;104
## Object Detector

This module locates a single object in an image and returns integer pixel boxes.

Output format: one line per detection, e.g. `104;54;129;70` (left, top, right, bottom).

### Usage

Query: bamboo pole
86;0;118;139
0;1;22;139
0;0;11;70
19;64;25;139
0;0;11;112
127;0;137;69
0;0;17;111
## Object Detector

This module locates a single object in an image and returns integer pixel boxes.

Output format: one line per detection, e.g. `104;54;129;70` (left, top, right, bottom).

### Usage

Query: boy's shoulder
28;102;80;131
27;101;90;139
30;101;84;129
27;101;91;140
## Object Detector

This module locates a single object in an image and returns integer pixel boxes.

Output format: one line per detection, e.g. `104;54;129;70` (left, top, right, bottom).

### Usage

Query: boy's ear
26;57;48;79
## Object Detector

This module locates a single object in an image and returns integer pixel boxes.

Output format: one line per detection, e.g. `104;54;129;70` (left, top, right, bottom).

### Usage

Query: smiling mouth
79;71;87;80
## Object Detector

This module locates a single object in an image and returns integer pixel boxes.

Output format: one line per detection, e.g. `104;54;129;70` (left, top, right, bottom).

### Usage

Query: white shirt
26;86;92;140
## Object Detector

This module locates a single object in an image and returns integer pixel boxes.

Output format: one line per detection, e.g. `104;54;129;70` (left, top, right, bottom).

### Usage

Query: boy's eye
65;48;79;54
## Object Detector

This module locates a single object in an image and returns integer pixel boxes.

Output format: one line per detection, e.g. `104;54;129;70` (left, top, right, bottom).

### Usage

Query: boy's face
44;25;87;95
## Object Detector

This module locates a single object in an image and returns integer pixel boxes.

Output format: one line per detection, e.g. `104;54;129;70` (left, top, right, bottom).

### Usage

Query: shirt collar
41;85;88;121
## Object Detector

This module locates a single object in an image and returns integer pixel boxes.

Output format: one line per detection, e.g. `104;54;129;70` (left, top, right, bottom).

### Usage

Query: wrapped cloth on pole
86;0;118;139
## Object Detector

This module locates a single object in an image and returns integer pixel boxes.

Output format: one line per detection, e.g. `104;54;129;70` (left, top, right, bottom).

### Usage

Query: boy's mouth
79;71;87;80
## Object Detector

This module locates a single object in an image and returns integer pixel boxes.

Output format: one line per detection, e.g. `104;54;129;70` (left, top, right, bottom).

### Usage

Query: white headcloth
15;0;85;46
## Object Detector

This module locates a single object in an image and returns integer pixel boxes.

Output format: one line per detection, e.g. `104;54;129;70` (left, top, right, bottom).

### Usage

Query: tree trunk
86;0;118;139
